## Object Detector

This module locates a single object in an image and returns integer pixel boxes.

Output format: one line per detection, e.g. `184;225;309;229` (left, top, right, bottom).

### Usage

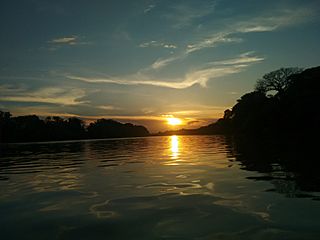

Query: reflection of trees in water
226;136;320;199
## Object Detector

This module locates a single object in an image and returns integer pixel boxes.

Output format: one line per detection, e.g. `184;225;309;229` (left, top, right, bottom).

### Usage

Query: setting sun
167;117;182;126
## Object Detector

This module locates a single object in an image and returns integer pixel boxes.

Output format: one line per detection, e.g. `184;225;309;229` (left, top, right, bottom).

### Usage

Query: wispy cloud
187;7;313;53
49;36;78;45
67;52;262;89
0;84;27;94
163;44;177;49
0;86;87;105
158;103;232;121
166;1;218;29
151;56;180;69
165;104;230;118
67;75;194;89
237;8;313;33
47;36;90;50
139;40;177;49
144;4;156;14
186;35;242;53
210;52;265;66
97;105;119;111
147;7;313;70
182;64;246;88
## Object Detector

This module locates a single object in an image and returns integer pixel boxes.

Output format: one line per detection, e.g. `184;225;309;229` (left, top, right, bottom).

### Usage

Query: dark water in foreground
0;135;320;239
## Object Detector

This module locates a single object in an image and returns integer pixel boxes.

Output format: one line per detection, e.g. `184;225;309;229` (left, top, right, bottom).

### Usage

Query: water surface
1;135;320;239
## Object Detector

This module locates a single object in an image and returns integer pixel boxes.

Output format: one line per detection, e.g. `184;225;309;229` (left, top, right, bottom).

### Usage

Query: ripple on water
86;193;270;239
1;136;320;240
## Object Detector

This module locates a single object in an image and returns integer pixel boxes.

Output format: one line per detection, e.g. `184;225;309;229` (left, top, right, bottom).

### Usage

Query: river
1;135;319;239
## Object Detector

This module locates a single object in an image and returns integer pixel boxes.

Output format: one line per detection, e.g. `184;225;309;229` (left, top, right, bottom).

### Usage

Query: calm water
1;135;320;239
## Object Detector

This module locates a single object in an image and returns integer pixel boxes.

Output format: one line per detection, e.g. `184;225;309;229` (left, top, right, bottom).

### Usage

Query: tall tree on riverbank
255;67;303;95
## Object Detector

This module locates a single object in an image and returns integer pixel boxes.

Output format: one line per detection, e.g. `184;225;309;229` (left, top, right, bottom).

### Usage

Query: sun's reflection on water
170;135;179;160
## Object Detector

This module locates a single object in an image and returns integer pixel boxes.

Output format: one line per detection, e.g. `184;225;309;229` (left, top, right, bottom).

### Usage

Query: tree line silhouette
159;66;320;147
0;114;149;143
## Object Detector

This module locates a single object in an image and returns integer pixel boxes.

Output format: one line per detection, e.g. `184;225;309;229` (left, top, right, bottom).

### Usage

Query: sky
0;0;319;133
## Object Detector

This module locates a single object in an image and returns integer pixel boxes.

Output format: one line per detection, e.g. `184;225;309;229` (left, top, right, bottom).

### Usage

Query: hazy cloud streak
188;8;313;53
139;40;177;49
67;53;262;89
210;52;265;66
0;86;87;105
144;4;156;13
47;36;90;48
151;56;180;69
152;7;313;69
167;1;218;29
49;36;78;45
187;9;313;53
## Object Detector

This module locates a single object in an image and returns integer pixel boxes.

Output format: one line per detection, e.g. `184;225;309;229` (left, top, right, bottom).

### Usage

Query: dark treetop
0;115;149;143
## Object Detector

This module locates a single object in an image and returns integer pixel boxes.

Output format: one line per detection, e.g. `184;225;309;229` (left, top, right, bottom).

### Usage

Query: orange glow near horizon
167;117;182;126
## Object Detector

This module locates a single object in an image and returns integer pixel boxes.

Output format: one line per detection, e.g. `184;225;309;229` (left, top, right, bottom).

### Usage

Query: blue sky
0;0;319;132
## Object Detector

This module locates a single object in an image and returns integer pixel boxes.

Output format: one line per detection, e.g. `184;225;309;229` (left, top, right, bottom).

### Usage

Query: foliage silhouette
254;67;303;95
87;119;149;139
0;114;149;143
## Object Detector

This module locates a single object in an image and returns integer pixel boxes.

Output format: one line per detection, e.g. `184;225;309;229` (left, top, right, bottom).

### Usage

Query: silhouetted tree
63;117;86;139
9;115;46;142
87;119;149;138
255;67;303;95
52;116;64;123
230;91;272;135
223;109;232;120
